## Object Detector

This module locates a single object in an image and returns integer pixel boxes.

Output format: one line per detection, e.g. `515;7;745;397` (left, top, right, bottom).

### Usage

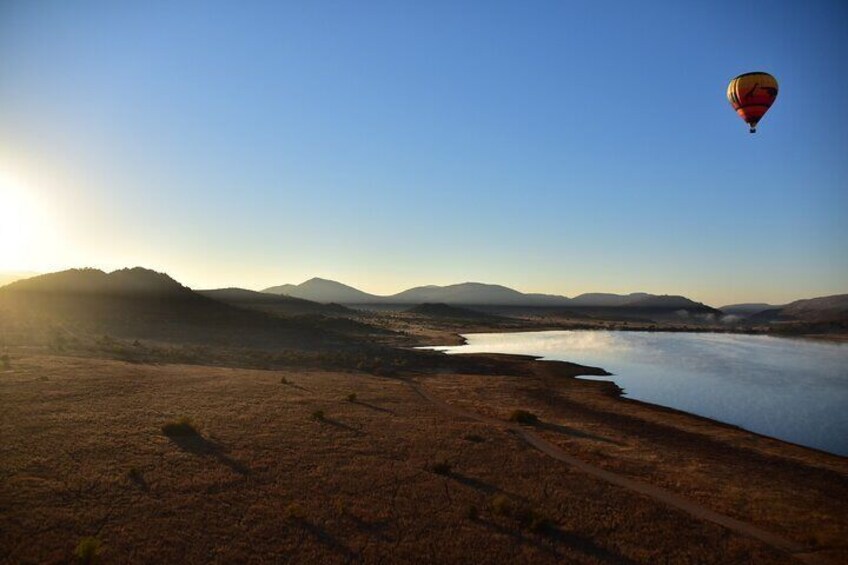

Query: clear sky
1;0;846;306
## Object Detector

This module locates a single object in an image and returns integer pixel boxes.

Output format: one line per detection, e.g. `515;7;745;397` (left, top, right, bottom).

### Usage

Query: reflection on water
428;331;848;456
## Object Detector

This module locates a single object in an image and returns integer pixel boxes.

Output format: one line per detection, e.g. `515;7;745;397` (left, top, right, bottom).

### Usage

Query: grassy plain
2;339;846;563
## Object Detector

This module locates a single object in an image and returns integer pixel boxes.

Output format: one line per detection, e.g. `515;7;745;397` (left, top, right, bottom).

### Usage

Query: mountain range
3;270;844;325
263;278;718;313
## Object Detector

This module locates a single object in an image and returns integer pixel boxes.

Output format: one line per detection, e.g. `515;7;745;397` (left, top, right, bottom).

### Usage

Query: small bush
311;410;325;421
509;409;539;425
286;502;306;520
127;467;144;482
1;354;10;370
431;461;452;476
528;512;554;534
490;494;512;516
74;536;101;564
161;417;199;437
346;393;357;402
279;376;288;384
466;504;479;520
463;434;485;443
513;505;554;533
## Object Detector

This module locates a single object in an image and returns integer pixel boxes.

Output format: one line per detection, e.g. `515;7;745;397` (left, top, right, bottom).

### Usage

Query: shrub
466;504;479;520
431;461;452;476
528;512;554;534
74;536;101;564
346;393;357;402
311;410;325;421
279;376;288;384
488;495;554;534
509;409;539;425
161;417;199;437
0;354;10;370
513;505;554;533
286;502;306;520
490;494;512;516
463;434;485;443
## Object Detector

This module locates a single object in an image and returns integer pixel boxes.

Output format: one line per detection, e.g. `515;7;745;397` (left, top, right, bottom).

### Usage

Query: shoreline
420;330;848;460
425;327;848;347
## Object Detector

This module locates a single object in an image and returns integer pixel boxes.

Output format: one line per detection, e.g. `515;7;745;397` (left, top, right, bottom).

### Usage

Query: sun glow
0;171;58;271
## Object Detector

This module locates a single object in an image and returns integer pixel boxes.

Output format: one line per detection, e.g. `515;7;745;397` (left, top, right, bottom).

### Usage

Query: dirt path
406;379;825;564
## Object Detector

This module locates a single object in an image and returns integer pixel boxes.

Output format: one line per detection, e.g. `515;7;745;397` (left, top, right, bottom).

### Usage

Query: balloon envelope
727;72;778;133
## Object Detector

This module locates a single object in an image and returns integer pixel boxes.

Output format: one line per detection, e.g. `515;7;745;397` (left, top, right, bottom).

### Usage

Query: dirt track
407;379;825;564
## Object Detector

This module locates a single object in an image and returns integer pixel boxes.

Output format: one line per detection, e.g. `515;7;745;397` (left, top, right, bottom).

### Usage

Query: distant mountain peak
304;277;339;284
263;277;379;303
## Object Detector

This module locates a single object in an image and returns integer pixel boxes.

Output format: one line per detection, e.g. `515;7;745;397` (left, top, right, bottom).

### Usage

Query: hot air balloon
727;72;778;133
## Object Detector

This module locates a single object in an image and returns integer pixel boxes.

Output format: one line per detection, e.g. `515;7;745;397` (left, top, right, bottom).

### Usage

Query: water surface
428;331;848;456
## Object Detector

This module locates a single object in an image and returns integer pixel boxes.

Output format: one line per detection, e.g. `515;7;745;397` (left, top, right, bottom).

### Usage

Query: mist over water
428;331;848;456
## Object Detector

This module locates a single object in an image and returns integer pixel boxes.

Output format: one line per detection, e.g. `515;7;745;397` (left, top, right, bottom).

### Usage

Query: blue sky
1;0;846;305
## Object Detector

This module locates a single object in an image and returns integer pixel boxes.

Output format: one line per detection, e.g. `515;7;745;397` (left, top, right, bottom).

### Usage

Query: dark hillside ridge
624;295;718;312
569;292;652;307
199;288;351;317
780;294;848;320
719;303;783;316
2;267;191;295
406;303;499;320
0;269;351;349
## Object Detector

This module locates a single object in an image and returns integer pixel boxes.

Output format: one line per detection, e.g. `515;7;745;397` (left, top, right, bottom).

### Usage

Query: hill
391;283;570;306
569;292;651;307
0;271;39;287
741;294;848;332
780;294;848;321
719;303;783;316
624;295;718;313
0;268;347;349
264;277;381;304
199;288;351;317
406;303;497;320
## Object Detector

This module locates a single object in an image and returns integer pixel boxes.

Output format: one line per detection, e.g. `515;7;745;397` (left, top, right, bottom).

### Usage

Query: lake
426;331;848;456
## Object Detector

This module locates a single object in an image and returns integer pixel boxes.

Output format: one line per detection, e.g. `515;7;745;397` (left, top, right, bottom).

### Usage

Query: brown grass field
2;341;846;563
